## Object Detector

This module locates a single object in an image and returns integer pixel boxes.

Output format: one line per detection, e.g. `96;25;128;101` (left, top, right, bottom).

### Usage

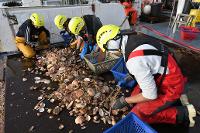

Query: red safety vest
124;34;184;101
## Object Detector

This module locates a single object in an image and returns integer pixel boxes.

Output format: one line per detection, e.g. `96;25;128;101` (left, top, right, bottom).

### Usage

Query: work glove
28;42;38;48
112;96;129;110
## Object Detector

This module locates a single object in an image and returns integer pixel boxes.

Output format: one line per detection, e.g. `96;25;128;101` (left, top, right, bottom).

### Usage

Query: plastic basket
84;52;120;74
111;57;136;89
103;112;157;133
180;26;200;40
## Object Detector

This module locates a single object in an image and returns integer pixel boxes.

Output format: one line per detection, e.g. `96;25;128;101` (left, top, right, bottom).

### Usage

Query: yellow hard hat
30;13;44;27
96;24;120;52
54;15;67;29
68;17;85;35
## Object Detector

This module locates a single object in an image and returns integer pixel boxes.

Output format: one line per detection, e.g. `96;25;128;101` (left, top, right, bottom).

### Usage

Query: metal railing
42;0;118;5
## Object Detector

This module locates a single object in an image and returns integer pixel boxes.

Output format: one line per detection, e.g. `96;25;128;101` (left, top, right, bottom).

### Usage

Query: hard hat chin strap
103;34;123;52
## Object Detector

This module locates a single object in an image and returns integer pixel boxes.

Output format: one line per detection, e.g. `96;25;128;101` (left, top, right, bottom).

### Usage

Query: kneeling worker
16;13;50;58
68;15;102;59
54;15;76;48
96;25;197;127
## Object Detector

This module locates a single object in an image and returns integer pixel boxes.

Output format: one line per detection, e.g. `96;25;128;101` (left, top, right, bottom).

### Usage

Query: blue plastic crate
111;57;136;89
103;112;157;133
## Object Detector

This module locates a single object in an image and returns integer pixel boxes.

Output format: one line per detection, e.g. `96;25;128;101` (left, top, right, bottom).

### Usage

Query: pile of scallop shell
34;48;129;128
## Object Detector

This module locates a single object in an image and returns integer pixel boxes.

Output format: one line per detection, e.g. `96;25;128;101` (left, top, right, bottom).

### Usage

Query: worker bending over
68;15;102;59
16;13;50;58
54;15;76;47
96;25;197;127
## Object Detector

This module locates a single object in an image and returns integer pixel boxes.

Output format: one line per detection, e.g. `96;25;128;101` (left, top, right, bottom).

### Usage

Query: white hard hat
143;5;151;15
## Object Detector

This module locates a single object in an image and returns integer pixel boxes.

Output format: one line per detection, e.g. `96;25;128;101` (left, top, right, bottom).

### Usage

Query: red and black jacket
123;33;169;87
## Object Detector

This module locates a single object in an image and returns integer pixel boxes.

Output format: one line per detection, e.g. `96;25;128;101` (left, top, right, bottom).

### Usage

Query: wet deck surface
5;56;111;133
4;55;200;133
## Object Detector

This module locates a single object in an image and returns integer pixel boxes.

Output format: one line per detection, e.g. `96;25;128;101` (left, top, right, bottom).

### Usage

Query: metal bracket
3;14;18;25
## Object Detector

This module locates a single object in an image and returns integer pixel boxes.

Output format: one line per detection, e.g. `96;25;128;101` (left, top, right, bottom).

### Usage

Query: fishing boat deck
3;51;200;133
1;21;200;133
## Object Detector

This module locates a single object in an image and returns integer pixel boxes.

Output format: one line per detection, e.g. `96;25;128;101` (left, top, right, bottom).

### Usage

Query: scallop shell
34;77;41;80
47;108;52;113
107;119;112;125
102;86;110;93
93;107;99;115
81;126;86;130
69;110;74;116
79;108;87;114
37;96;43;100
111;117;116;125
76;103;86;109
69;130;74;133
85;115;91;122
39;102;45;108
58;124;64;130
72;80;79;87
99;108;104;117
22;78;27;82
93;119;100;123
75;89;84;98
101;117;106;124
87;88;95;97
39;108;45;113
66;101;74;110
29;126;35;132
49;116;54;119
75;116;85;125
47;64;53;69
84;78;90;82
53;106;62;115
93;116;98;121
43;79;50;84
54;91;62;100
94;92;101;99
61;57;66;61
50;99;55;103
37;113;41;117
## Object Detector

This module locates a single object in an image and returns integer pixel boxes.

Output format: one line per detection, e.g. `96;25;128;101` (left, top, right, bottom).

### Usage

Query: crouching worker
68;15;102;59
54;15;77;48
16;13;50;58
96;25;197;127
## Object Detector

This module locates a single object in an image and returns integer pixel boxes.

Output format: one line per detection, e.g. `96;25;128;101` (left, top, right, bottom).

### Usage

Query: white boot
186;104;196;127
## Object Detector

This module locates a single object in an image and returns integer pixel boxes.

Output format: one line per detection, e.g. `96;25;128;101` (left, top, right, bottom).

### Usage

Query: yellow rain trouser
70;42;84;51
15;31;49;58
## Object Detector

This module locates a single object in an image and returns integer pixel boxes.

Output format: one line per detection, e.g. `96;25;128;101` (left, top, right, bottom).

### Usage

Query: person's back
67;15;102;59
16;19;38;43
16;19;49;44
16;19;32;37
82;15;102;42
